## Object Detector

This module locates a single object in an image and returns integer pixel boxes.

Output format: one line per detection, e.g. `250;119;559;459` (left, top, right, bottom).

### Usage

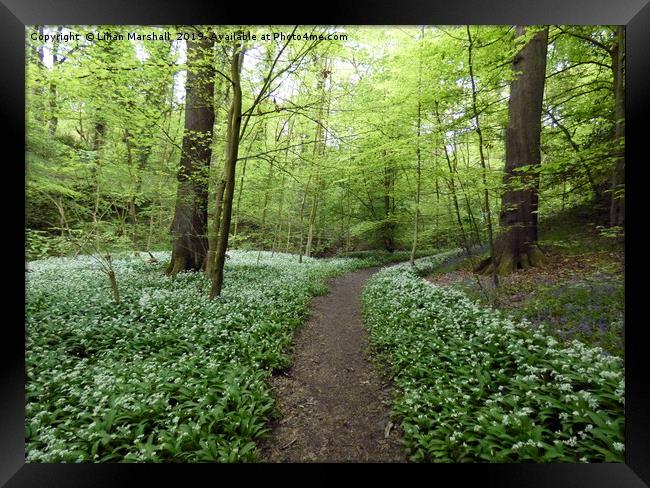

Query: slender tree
382;157;396;253
167;37;216;275
467;25;498;286
210;42;245;297
410;26;424;266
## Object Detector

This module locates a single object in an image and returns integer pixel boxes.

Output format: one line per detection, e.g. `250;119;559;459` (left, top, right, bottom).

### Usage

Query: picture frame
4;0;647;485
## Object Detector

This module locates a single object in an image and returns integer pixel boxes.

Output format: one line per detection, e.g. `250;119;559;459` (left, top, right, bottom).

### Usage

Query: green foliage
26;25;623;255
513;274;624;357
596;225;624;240
362;252;624;462
26;229;78;261
25;250;395;462
25;25;626;464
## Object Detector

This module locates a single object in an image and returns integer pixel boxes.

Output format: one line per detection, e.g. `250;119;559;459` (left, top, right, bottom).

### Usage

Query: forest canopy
26;25;624;291
24;24;626;465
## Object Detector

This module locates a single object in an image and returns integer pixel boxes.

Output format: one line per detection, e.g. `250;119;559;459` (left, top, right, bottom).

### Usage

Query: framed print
3;0;648;486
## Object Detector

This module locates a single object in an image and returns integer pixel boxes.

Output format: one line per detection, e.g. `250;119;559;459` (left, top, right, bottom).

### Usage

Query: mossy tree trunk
205;83;231;279
476;26;548;275
167;37;215;276
210;44;244;298
205;174;226;279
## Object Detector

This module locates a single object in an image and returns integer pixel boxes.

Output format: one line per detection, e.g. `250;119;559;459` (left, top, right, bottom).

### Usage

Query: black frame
3;1;648;485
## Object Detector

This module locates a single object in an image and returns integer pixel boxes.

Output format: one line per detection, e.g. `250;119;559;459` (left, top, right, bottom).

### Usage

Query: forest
25;25;624;463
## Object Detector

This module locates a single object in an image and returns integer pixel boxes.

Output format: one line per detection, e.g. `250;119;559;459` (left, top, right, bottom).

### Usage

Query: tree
209;27;322;297
25;26;621;269
466;25;498;286
410;26;424;266
476;26;549;275
167;37;216;275
209;41;244;297
609;25;624;227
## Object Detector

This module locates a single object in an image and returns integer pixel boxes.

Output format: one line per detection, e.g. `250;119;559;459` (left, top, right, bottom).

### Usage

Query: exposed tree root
474;244;543;276
165;252;188;277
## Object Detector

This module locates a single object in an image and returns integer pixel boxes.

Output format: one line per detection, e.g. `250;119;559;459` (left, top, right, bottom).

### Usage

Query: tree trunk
210;45;244;298
167;37;215;276
271;171;286;257
305;59;329;258
477;26;548;275
286;217;292;253
272;120;293;256
305;177;320;258
383;157;396;253
257;160;274;262
107;269;121;304
609;25;625;227
91;122;107;224
205;175;226;279
298;173;312;263
47;26;63;136
467;26;498;286
232;158;247;238
410;27;424;266
205;84;232;278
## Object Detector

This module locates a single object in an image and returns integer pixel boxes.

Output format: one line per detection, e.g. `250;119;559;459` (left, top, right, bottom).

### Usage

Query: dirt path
260;267;405;462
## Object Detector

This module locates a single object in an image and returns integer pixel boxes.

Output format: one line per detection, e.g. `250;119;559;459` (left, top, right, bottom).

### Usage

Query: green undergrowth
427;217;625;356
25;249;410;463
362;251;624;463
510;274;624;357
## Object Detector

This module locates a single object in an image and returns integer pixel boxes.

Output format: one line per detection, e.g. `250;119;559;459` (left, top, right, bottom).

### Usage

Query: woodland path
260;267;406;462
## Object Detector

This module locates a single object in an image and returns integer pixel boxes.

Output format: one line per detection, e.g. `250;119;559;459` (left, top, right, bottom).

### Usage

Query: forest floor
259;267;406;462
426;214;625;357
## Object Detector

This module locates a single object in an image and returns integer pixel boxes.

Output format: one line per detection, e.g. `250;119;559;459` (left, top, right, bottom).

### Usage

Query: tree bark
305;59;329;258
205;84;232;278
205;174;226;279
257;159;274;262
167;37;215;275
271;119;293;256
91;122;107;224
298;173;312;263
271;171;286;257
383;155;396;253
210;45;244;298
108;269;121;304
476;26;548;275
232;158;247;238
305;177;321;257
286;217;292;253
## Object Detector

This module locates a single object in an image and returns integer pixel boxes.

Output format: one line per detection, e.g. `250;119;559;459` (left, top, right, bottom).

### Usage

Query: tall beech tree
167;37;216;275
477;26;549;275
